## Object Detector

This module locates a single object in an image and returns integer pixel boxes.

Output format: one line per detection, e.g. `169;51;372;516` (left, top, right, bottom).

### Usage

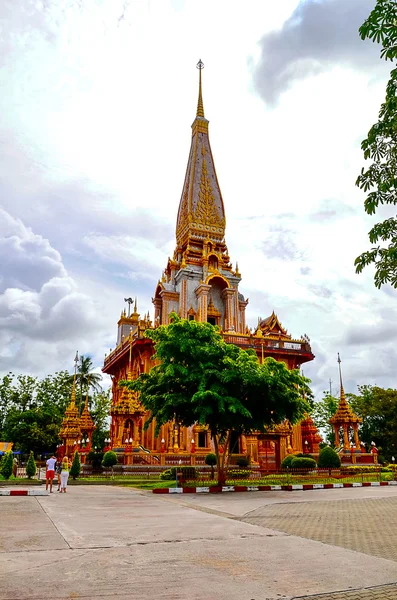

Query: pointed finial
337;352;345;399
196;59;205;118
134;297;138;313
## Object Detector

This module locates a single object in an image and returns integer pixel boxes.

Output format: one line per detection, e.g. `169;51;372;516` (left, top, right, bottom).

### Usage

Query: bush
70;450;81;480
318;446;341;469
1;451;14;480
290;457;317;470
281;454;296;469
236;456;250;468
26;451;37;479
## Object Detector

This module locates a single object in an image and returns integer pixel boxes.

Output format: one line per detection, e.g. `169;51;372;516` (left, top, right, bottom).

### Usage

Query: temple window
198;431;206;447
207;317;216;326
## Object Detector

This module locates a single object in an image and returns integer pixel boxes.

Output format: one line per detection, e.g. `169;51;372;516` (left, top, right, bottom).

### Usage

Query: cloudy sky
1;0;394;397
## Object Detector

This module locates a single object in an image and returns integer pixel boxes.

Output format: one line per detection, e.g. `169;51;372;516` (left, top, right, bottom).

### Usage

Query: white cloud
0;0;396;399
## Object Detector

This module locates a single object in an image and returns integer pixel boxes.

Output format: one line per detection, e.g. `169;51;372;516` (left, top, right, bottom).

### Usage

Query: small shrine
329;354;376;464
300;413;322;454
58;352;95;462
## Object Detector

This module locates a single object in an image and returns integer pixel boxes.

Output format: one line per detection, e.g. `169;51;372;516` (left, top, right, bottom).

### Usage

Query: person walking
60;456;71;493
45;455;57;493
55;458;62;491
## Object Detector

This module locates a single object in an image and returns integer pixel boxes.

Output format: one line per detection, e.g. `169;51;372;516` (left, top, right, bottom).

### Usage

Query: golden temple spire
196;59;205;118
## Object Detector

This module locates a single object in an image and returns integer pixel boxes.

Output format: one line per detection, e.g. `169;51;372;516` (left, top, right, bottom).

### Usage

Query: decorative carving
194;153;225;230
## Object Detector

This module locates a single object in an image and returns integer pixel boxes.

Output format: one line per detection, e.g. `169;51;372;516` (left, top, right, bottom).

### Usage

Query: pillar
343;424;349;450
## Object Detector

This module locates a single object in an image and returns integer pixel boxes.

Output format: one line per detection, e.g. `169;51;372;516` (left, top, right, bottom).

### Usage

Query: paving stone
241;496;397;562
293;582;397;599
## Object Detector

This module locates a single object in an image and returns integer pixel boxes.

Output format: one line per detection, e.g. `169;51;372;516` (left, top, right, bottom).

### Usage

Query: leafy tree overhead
123;314;311;485
355;0;397;287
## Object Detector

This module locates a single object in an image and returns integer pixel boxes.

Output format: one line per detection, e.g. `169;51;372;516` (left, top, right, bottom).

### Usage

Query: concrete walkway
1;485;397;599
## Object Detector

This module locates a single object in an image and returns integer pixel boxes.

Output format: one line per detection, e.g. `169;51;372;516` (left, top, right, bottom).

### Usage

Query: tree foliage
1;451;14;480
123;315;311;484
348;385;397;460
70;355;102;409
26;451;37;479
0;371;109;455
70;450;81;480
355;0;397;287
311;392;339;445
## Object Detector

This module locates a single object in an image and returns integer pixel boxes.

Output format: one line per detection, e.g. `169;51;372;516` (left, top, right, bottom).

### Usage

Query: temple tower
153;60;248;332
59;353;82;458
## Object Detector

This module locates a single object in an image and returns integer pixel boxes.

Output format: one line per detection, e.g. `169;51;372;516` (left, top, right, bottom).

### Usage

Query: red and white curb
153;481;397;494
0;489;49;496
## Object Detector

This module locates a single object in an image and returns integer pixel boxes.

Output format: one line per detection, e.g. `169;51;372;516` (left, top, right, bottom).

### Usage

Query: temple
329;354;376;464
58;353;95;463
102;61;316;467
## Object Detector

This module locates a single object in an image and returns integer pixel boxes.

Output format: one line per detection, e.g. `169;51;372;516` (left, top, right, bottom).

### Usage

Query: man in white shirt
45;455;57;493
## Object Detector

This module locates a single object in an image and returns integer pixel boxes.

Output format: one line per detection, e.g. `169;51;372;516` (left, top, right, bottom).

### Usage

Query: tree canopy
123;315;311;482
311;392;339;445
348;385;397;461
355;0;397;287
0;371;110;455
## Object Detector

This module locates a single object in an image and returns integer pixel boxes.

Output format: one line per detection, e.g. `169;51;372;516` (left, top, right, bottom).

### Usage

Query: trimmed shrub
290;457;317;470
318;446;341;469
70;450;81;480
26;451;37;479
2;451;14;480
281;454;296;469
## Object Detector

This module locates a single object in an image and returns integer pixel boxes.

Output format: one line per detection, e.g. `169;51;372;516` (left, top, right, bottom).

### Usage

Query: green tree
70;450;81;480
102;450;118;477
70;355;102;408
123;315;311;485
1;451;14;480
26;451;37;479
1;371;72;455
90;389;111;449
311;392;339;445
348;385;397;460
355;0;397;287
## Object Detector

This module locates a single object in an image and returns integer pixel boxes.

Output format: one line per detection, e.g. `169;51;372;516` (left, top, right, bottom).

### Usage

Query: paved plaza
1;486;397;600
